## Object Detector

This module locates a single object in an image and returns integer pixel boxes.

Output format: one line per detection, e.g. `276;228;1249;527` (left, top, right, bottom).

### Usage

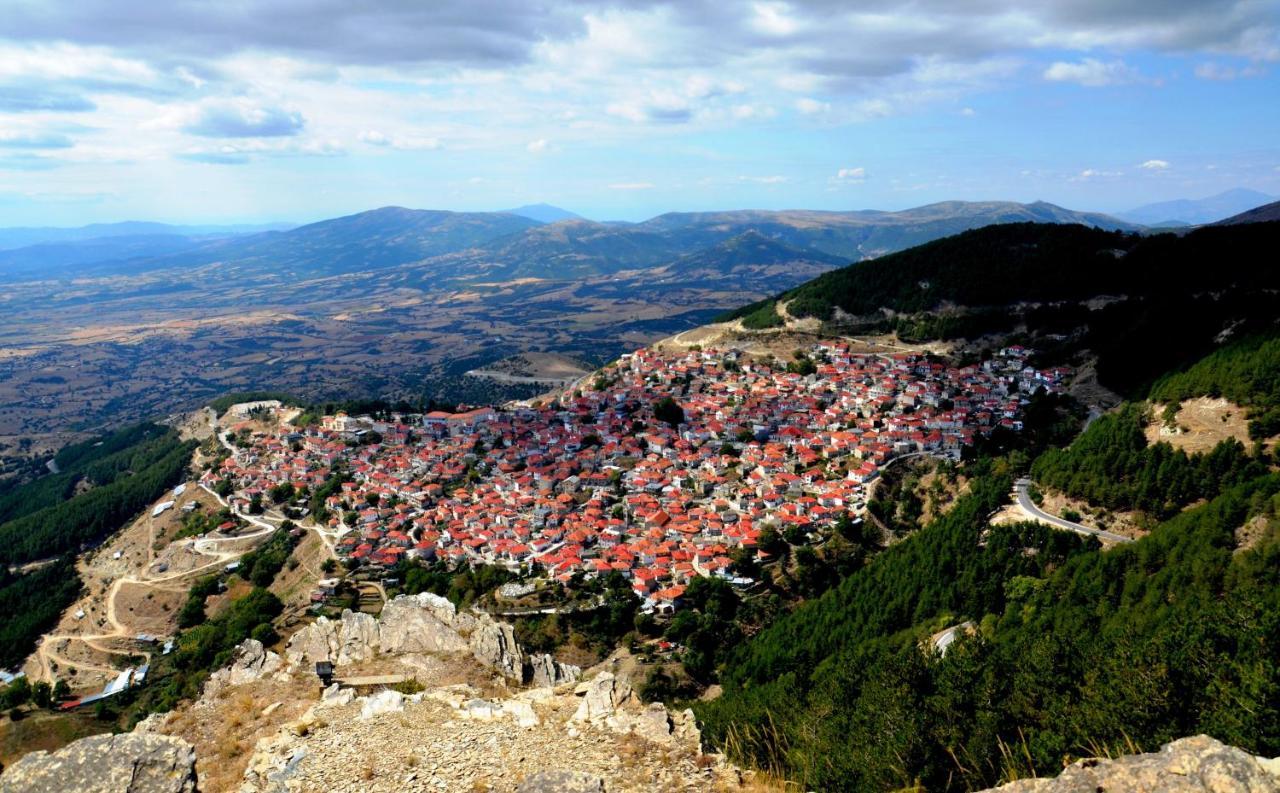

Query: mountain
722;220;1280;395
1215;199;1280;226
133;206;543;278
0;220;291;251
644;230;846;291
0;234;217;280
637;200;1136;261
500;203;585;223
1118;188;1276;226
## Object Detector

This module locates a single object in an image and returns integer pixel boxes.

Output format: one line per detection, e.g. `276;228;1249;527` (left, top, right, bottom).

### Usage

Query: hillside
724;220;1280;395
696;334;1280;791
1215;199;1280;225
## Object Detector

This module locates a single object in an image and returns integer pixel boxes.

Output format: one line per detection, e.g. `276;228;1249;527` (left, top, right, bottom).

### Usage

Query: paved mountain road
1014;478;1134;544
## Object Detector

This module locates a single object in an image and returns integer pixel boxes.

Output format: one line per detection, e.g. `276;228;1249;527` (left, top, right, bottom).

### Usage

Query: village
202;343;1070;614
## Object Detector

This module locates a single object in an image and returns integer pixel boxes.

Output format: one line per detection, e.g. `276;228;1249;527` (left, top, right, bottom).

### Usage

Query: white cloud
1194;61;1265;81
359;129;441;150
1072;168;1124;181
608;182;654;190
1139;159;1170;170
835;167;867;182
739;175;787;184
1043;58;1139;87
795;97;830;115
960;107;976;117
526;138;549;153
749;2;800;37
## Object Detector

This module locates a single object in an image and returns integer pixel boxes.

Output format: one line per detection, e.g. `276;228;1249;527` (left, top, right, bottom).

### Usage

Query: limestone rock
359;689;405;720
0;733;197;793
984;735;1280;793
571;672;632;724
379;593;470;654
516;770;606;793
530;652;582;688
335;610;379;664
207;639;284;697
471;617;523;681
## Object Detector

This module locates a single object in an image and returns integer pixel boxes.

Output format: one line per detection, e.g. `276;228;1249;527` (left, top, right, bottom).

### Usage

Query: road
1014;478;1134;544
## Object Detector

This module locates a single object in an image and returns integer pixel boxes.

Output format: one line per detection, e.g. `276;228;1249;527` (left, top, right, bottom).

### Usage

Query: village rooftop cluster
203;344;1067;613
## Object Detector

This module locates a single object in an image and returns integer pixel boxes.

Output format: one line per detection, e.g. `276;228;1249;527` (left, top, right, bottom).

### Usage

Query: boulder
985;735;1280;793
529;653;581;688
570;672;632;724
335;610;379;664
471;617;523;681
207;639;283;695
0;733;197;793
359;689;405;720
379;593;470;654
516;770;606;793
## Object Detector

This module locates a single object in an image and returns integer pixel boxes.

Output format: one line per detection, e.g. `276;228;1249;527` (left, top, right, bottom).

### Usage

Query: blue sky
0;1;1277;225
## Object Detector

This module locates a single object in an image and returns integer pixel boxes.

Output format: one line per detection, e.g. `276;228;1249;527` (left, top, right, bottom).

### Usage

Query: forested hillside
0;425;196;672
722;221;1280;395
697;339;1280;791
1149;333;1280;439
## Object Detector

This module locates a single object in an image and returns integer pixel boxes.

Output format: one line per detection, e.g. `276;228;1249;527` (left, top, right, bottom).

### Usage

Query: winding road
1014;478;1134;544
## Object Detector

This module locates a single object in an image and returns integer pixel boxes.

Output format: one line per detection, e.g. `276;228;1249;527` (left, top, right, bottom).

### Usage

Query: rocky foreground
1;594;754;793
5;594;1279;792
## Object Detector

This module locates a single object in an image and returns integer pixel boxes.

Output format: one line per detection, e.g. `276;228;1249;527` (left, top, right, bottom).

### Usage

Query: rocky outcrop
530;652;582;688
285;593;564;684
570;672;633;724
471;618;523;680
379;592;472;654
0;733;198;793
985;735;1280;793
205;638;284;696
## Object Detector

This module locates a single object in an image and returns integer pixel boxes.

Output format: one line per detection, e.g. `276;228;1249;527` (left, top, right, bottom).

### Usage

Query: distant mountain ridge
500;203;586;223
1119;188;1276;226
0;220;292;251
0;199;1135;287
1214;199;1280;226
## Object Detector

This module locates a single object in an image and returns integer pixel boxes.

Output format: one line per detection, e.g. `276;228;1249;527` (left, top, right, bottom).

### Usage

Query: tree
31;680;52;709
53;679;70;700
653;397;685;429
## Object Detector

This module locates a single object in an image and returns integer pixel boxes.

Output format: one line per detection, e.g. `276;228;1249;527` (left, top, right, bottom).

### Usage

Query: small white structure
152;500;175;517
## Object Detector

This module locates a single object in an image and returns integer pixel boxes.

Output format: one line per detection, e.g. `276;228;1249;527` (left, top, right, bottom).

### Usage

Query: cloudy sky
0;0;1277;224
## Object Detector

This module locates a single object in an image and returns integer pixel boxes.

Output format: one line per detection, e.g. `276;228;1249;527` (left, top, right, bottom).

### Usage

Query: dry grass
1145;397;1260;454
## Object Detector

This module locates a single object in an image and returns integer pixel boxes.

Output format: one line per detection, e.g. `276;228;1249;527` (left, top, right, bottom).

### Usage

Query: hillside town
202;344;1069;613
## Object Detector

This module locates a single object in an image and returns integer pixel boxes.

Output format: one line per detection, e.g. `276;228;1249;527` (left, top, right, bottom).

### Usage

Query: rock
380;593;470;654
983;735;1280;792
0;733;197;793
208;639;284;696
471;617;523;681
529;653;582;688
359;689;405;719
571;672;632;724
515;770;606;793
318;682;355;707
335;610;379;664
632;702;674;743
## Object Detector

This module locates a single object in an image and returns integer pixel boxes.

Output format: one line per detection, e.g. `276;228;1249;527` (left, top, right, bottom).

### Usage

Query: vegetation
1031;403;1265;518
0;434;196;566
1149;332;1280;439
125;587;284;722
237;523;302;588
397;560;516;609
0;559;82;669
719;221;1280;396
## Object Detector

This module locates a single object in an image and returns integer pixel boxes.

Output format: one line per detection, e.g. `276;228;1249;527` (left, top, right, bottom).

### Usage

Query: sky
0;0;1277;225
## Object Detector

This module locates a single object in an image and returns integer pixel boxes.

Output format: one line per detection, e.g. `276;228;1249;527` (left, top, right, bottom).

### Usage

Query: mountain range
1118;188;1276;226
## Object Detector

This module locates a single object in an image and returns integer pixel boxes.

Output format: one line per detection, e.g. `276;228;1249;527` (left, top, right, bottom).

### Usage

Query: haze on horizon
0;0;1277;225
